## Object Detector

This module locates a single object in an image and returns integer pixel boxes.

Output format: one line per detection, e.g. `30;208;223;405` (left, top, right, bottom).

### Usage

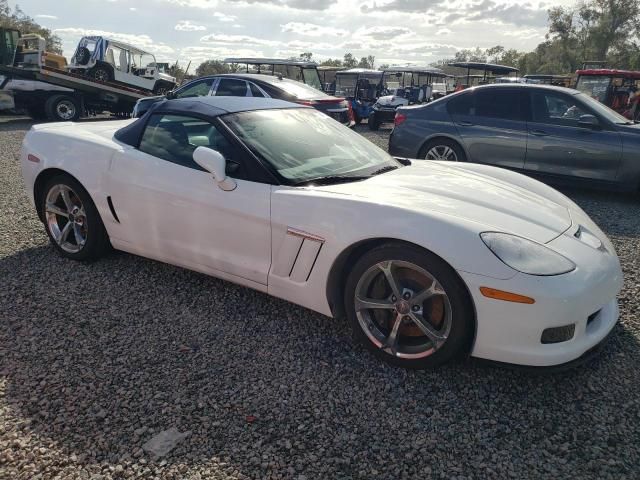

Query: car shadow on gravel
1;243;639;478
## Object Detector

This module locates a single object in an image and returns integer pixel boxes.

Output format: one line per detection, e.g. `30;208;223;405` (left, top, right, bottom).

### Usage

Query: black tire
75;47;91;66
344;243;474;369
41;174;111;261
90;65;113;83
44;95;81;122
420;138;467;162
368;113;380;131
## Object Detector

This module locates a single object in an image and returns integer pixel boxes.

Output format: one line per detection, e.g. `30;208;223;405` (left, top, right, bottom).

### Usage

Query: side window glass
532;92;589;126
138;114;243;176
447;92;475;116
215;78;249;97
249;82;265;97
175;79;213;98
475;89;522;121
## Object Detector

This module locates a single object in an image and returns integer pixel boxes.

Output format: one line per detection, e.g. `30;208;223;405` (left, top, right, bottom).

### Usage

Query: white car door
106;113;272;286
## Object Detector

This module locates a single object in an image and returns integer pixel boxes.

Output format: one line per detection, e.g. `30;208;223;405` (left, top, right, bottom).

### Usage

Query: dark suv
389;84;640;191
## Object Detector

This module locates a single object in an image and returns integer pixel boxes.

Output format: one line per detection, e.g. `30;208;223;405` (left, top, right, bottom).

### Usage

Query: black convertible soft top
114;96;302;147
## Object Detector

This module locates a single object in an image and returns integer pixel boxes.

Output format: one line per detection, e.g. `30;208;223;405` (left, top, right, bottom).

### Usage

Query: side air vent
272;228;324;283
107;196;120;223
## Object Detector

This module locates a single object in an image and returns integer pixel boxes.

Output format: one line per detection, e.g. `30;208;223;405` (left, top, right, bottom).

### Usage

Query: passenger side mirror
578;114;600;129
193;147;237;191
166;90;176;100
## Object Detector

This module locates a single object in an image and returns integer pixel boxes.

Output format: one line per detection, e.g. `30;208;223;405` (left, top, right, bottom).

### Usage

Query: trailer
0;64;149;121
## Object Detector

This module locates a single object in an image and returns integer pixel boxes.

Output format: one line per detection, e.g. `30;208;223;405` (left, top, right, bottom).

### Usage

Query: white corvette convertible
21;97;623;369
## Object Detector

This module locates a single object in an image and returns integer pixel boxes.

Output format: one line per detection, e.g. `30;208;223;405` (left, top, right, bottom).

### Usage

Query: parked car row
390;84;640;192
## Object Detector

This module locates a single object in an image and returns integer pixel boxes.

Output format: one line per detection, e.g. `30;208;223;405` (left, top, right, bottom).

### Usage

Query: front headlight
480;232;576;276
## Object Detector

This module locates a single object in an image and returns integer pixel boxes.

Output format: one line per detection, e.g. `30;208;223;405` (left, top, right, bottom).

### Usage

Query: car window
447;92;475;116
175;79;214;99
215;78;249;97
248;82;265;97
531;91;590;127
139;114;241;175
475;89;522;121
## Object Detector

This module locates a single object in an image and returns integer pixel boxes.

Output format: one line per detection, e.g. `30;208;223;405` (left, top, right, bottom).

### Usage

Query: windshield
575;75;611;103
302;67;322;91
335;73;358;97
223;108;398;183
576;91;631;124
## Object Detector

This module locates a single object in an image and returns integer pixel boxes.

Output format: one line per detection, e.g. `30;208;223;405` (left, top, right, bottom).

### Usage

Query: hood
314;162;572;244
158;72;176;83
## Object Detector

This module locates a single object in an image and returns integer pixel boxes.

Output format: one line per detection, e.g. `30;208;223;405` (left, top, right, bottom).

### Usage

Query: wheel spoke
378;261;402;298
355;296;395;311
60;188;74;211
443;147;453;159
46;202;68;218
382;313;403;355
59;222;73;245
412;282;446;304
72;224;84;246
409;312;447;346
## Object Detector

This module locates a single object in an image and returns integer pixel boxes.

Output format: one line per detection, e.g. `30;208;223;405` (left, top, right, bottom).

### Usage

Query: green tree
319;58;343;67
195;60;230;77
343;53;357;68
357;55;375;69
0;0;62;54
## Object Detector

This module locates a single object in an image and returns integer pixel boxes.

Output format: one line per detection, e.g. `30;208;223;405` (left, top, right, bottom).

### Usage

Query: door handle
457;121;474;127
530;129;549;137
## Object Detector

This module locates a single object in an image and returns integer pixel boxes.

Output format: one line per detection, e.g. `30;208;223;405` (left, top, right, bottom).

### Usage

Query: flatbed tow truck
0;63;149;121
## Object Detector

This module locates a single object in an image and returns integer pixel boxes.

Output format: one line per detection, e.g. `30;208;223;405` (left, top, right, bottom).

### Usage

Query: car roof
162;96;303;116
463;83;580;95
224;57;318;67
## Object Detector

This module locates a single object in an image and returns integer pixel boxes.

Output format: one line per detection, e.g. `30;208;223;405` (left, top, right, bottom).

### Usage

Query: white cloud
281;22;348;37
175;20;207;31
35;14;58;19
200;33;280;47
214;12;237;22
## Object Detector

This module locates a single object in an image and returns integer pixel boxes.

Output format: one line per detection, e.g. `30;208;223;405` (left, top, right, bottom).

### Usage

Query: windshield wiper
370;165;400;176
294;175;371;186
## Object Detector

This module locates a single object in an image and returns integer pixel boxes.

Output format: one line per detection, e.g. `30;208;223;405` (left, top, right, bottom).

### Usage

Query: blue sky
13;0;575;67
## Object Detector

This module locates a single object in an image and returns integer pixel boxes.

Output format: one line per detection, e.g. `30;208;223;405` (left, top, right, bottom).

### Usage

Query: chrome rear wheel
425;145;458;161
45;184;87;254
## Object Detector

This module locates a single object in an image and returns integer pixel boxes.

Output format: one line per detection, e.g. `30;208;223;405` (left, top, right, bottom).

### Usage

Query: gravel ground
1;116;639;480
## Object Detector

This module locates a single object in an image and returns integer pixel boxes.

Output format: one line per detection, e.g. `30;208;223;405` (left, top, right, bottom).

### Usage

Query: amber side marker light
480;287;535;304
27;154;40;163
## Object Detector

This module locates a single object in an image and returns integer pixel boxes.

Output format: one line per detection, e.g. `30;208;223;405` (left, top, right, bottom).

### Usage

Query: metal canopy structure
449;62;519;87
224;57;318;68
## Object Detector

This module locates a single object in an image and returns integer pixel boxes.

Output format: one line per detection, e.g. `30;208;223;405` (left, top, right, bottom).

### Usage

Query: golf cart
449;62;519;89
523;74;573;87
318;65;346;94
224;57;323;91
334;68;383;123
368;65;448;130
574;69;640;120
69;36;176;94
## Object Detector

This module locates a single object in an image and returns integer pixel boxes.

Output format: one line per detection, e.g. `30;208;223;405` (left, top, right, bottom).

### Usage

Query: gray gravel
1;116;639;480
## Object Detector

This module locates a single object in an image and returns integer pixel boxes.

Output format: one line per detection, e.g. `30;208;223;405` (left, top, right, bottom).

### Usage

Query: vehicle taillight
394;113;407;126
297;100;318;106
347;101;354;122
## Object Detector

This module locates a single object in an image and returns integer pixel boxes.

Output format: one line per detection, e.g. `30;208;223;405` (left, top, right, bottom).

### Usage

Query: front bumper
460;224;623;367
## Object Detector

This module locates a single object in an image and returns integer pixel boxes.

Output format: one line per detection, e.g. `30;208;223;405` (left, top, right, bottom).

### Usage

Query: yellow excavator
13;33;67;70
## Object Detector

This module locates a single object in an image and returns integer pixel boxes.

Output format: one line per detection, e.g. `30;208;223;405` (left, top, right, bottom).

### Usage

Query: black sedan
133;73;354;126
389;84;640;192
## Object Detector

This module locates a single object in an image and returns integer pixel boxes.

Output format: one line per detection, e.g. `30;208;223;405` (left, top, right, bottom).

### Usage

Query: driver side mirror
165;90;176;100
578;114;600;129
193;147;237;191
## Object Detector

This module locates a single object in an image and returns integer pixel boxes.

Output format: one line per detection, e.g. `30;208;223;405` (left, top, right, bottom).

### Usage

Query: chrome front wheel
354;260;452;359
345;243;474;369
